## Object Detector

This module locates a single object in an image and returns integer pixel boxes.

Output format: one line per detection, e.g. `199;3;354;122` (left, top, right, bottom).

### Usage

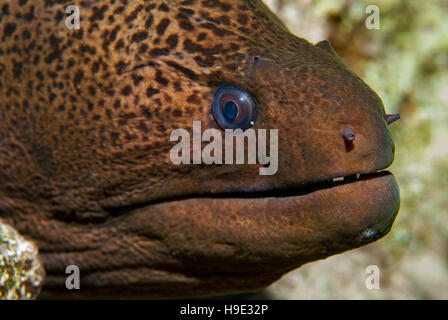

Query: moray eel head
0;0;399;298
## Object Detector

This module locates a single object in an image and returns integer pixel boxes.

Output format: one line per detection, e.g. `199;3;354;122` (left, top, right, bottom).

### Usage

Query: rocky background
263;0;448;299
0;221;44;299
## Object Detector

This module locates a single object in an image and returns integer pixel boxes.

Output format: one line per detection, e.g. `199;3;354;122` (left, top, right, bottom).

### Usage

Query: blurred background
262;0;448;299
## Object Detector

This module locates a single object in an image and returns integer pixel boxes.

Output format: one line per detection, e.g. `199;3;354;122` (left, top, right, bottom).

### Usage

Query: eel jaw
39;170;399;299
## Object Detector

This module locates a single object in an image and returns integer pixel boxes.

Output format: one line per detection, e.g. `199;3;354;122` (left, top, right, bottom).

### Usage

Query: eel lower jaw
42;171;399;299
102;166;400;247
121;170;400;259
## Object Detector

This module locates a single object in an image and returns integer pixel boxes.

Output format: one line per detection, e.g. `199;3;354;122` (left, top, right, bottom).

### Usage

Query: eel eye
212;84;256;130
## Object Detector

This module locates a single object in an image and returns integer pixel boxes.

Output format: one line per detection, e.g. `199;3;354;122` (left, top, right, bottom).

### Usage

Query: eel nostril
342;127;355;141
340;126;355;152
385;113;400;125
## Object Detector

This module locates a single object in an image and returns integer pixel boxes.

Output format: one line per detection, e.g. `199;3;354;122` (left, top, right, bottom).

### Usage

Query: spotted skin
0;0;399;298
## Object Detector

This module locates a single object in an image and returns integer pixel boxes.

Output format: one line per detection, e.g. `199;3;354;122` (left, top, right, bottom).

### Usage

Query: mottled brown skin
0;0;399;298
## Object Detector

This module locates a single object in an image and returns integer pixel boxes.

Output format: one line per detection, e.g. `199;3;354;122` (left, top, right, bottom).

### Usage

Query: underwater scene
0;0;446;303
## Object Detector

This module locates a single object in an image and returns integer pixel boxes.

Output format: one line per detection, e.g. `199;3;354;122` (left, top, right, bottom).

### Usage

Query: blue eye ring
212;84;257;130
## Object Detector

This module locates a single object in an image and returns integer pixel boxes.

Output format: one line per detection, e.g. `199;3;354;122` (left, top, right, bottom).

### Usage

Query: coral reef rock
0;220;45;299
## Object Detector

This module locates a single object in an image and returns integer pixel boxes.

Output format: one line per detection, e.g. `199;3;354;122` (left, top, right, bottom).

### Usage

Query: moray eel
0;0;400;298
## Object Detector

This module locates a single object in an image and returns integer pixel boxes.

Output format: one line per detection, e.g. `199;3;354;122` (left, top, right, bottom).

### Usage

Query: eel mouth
101;169;399;281
205;170;394;199
109;170;400;249
106;170;397;214
44;171;399;298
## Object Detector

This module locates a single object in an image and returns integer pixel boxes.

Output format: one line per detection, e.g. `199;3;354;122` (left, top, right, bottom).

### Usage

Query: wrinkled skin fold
0;0;399;298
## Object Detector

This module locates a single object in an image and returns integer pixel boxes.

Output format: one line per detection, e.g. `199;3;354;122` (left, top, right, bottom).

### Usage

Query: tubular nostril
385;113;400;125
340;126;355;152
342;127;355;141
